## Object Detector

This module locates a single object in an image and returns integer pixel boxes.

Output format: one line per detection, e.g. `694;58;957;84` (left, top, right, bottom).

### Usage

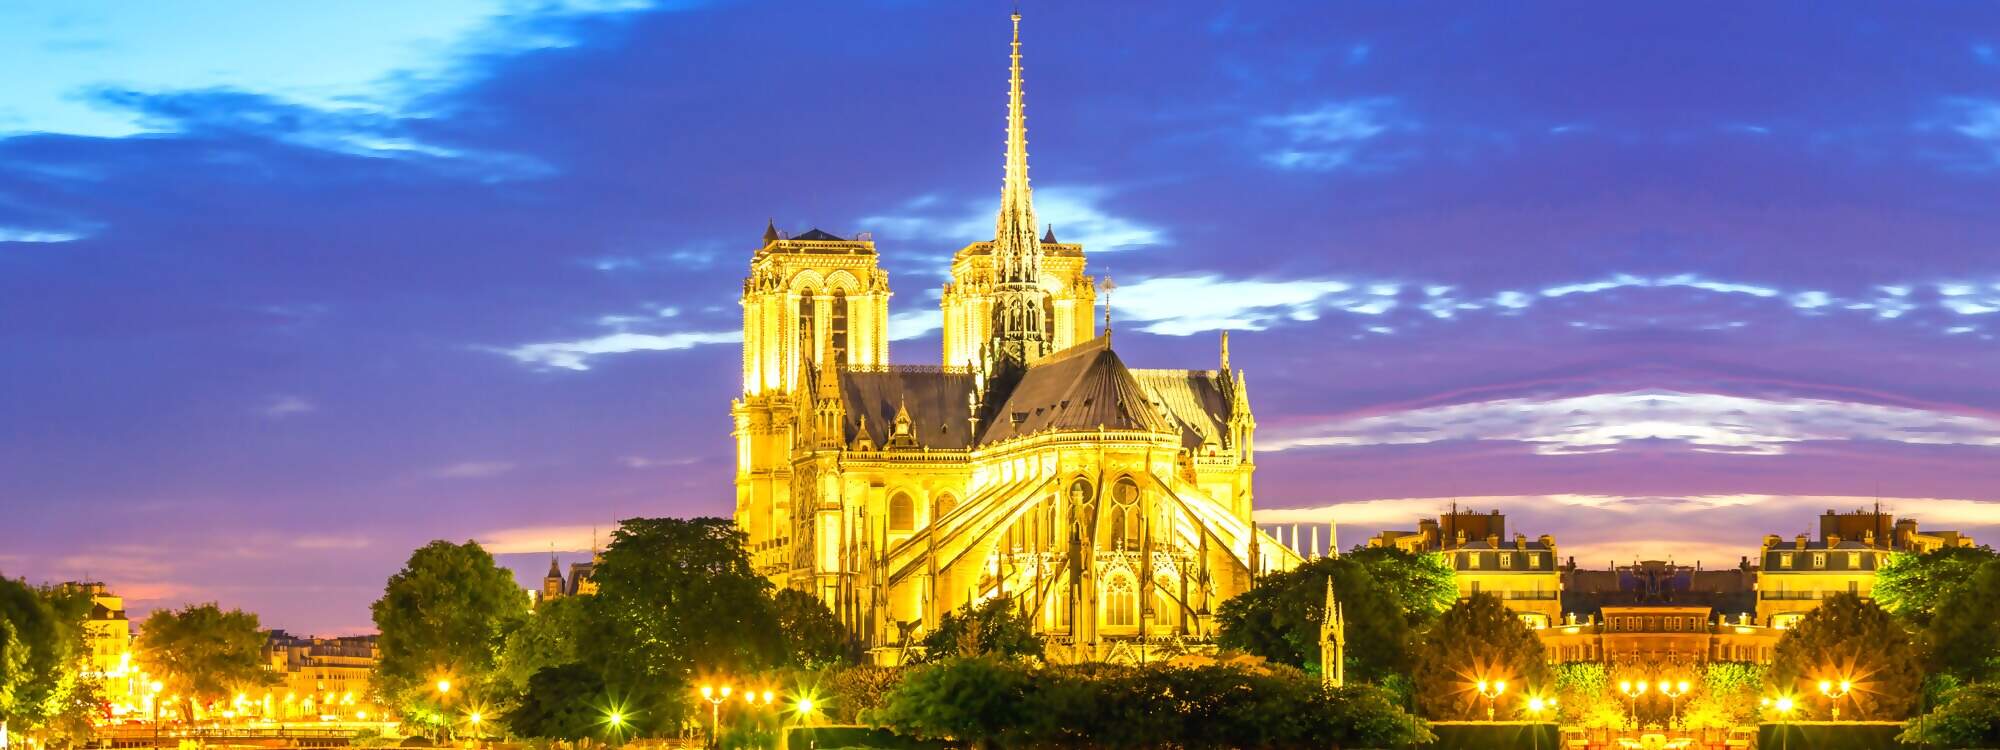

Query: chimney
1539;534;1555;549
1795;534;1808;550
1515;533;1527;551
1486;533;1500;548
1827;533;1842;547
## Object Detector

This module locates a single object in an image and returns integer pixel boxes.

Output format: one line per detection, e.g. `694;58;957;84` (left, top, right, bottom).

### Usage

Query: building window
1779;553;1792;569
1105;478;1141;550
935;493;958;519
1500;554;1513;569
1850;580;1860;595
1466;553;1481;570
1104;574;1137;628
888;492;914;531
1812;553;1826;569
1528;554;1541;569
830;289;850;363
1669;617;1680;632
1848;552;1861;569
797;293;817;363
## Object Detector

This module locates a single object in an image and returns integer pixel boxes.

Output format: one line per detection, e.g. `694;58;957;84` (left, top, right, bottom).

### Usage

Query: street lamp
1527;696;1557;750
700;684;732;748
1619;680;1647;729
149;680;165;750
1659;680;1689;729
1474;680;1506;722
1818;680;1852;721
1774;696;1796;750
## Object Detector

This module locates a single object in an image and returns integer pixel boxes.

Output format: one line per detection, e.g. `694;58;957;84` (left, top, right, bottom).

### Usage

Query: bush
1761;722;1905;750
1901;683;2000;748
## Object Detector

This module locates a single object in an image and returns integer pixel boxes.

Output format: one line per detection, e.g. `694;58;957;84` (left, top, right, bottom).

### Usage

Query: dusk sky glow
5;1;2000;634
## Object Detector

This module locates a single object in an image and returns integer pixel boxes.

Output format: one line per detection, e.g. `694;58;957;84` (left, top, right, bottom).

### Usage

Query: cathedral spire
987;11;1052;371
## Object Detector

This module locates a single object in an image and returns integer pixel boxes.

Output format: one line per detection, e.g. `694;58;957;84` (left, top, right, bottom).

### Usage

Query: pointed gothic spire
996;11;1036;258
986;11;1052;370
1042;224;1057;244
762;218;780;244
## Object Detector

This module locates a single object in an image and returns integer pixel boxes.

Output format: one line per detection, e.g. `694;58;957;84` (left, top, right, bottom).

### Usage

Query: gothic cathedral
730;13;1300;664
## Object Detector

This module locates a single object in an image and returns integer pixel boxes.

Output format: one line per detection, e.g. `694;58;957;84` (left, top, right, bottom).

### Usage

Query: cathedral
730;14;1300;663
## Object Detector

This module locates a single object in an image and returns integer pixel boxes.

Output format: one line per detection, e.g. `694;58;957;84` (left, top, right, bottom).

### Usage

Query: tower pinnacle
989;11;1052;370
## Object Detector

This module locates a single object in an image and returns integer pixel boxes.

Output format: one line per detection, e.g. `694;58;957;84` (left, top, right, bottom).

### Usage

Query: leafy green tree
136;603;277;721
918;596;1043;662
371;540;527;723
497;596;588;695
773;588;853;669
0;580;98;745
1925;558;2000;683
1875;546;1997;625
1768;593;1922;720
868;656;1034;750
823;664;904;724
1346;546;1458;625
503;663;614;741
1551;661;1628;729
1901;682;2000;749
1679;662;1765;730
1215;555;1414;683
578;517;782;732
1411;593;1550;720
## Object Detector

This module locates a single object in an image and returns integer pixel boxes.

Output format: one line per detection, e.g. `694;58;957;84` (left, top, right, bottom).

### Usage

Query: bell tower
733;223;889;581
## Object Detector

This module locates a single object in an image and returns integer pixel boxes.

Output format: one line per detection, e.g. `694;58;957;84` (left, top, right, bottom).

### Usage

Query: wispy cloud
860;186;1166;253
500;330;740;371
1255;98;1402;171
429;460;516;479
0;226;86;243
1113;275;1392;335
1265;390;2000;455
478;524;608;554
260;395;316;418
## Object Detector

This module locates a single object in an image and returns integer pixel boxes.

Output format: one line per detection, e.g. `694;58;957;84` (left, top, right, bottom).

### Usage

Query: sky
4;1;2000;635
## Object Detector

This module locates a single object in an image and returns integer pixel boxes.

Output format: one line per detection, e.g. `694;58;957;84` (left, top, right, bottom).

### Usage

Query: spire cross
1100;277;1116;337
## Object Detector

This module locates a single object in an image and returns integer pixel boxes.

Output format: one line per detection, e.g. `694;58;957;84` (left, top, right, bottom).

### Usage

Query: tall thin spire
988;11;1052;370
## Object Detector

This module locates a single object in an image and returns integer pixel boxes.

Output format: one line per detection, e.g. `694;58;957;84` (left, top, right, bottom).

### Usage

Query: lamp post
699;684;732;749
1818;680;1851;721
1775;696;1795;750
1619;680;1647;729
1527;696;1556;750
1474;680;1506;722
1659;680;1689;729
433;679;452;744
149;681;165;750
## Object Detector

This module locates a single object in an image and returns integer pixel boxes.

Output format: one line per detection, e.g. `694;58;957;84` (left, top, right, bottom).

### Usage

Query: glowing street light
435;679;452;695
1659;680;1690;729
1772;696;1796;750
1474;679;1507;722
1526;696;1557;750
1818;680;1852;721
700;684;733;748
1619;680;1648;729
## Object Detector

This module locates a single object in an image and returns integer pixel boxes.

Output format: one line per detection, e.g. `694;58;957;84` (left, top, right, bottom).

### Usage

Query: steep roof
1131;369;1232;449
841;368;977;450
792;227;844;241
978;337;1175;445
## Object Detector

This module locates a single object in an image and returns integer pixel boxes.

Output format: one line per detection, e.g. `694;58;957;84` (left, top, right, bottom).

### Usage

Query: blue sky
3;1;2000;633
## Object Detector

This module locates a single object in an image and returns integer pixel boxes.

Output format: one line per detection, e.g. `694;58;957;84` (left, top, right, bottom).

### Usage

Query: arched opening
797;292;817;364
935;493;958;519
888;492;914;532
1103;572;1137;628
1104;477;1141;551
830;289;850;364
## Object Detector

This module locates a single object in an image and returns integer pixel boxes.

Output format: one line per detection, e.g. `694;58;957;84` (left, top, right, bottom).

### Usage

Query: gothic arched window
888;492;914;532
1106;477;1141;550
830;289;850;364
797;292;817;364
935;493;958;519
1104;573;1137;628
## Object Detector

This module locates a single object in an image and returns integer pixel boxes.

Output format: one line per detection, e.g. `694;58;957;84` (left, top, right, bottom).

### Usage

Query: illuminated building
60;582;137;717
262;631;381;721
730;13;1299;663
1755;507;1973;629
1367;509;1563;628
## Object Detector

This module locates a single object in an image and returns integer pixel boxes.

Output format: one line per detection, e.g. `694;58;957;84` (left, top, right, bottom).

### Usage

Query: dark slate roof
1131;369;1232;449
841;367;978;450
793;227;844;241
978;337;1175;445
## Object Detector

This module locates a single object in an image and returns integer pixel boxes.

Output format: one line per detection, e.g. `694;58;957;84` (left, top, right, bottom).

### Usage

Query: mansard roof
792;227;845;241
841;367;977;450
978;337;1176;445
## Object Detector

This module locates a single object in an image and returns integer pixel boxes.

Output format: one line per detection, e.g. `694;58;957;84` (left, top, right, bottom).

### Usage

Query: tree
1215;555;1413;683
503;663;613;741
1925;557;2000;683
773;588;854;669
1410;593;1550;720
497;596;589;695
1679;662;1765;730
1875;546;1997;625
0;580;97;746
371;540;527;723
1345;546;1458;625
917;596;1043;662
135;603;277;721
1901;682;2000;749
868;656;1034;750
1551;662;1628;730
578;517;782;732
1768;593;1922;720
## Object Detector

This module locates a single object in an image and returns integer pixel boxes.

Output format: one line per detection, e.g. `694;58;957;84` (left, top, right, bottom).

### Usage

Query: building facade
731;13;1299;664
262;631;382;721
1368;509;1564;628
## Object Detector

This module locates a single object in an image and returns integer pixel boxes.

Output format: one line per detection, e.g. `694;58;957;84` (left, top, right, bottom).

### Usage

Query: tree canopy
0;580;97;744
1768;593;1922;720
917;595;1043;662
1900;682;2000;749
577;517;782;730
1345;546;1458;625
503;663;615;741
496;595;588;695
371;540;527;714
1410;593;1550;720
1215;555;1414;683
1923;557;2000;683
1875;546;1997;625
135;603;276;721
772;588;854;670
